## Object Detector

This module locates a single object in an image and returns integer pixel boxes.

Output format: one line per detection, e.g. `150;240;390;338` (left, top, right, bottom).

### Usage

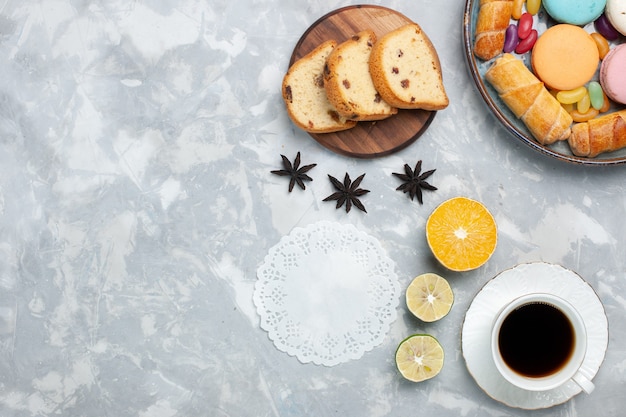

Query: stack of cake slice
281;23;449;133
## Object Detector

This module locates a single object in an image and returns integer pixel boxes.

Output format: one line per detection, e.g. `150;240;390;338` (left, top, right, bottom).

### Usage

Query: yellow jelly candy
556;86;587;105
512;0;524;19
577;92;591;114
526;0;541;15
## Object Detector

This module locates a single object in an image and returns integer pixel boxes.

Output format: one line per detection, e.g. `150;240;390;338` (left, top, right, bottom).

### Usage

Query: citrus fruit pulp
406;273;453;322
395;334;444;382
426;197;497;271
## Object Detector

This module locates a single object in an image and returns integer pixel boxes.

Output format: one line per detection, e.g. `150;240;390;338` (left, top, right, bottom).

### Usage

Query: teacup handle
572;366;595;394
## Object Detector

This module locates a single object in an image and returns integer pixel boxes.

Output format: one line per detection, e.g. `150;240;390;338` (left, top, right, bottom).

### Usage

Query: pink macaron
600;44;626;105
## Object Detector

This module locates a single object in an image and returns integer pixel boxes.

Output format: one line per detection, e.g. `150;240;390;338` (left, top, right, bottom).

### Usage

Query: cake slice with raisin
369;23;449;110
323;30;397;121
282;40;357;133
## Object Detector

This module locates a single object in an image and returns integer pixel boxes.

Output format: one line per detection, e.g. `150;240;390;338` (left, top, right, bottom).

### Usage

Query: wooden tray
290;5;437;159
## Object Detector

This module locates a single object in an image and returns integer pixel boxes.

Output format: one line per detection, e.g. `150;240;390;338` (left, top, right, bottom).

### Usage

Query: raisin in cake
282;40;357;133
369;23;449;110
323;30;397;121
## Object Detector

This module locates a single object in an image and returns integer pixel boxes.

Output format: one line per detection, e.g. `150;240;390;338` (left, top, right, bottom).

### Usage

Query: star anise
323;173;370;213
271;152;317;192
392;160;437;204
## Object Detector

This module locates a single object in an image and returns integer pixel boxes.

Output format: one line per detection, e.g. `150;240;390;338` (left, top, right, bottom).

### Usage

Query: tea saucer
461;262;608;409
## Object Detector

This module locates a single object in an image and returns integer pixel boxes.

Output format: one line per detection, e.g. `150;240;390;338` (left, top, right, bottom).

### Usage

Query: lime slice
406;273;453;322
395;334;444;382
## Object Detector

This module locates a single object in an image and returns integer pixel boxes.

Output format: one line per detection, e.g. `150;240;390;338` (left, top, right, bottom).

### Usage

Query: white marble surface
0;0;625;416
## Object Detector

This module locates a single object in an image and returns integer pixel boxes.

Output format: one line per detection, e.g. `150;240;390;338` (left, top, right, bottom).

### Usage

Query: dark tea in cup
498;302;575;377
491;293;594;393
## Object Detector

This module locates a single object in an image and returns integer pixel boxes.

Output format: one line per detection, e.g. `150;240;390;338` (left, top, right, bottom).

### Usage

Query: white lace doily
254;221;400;366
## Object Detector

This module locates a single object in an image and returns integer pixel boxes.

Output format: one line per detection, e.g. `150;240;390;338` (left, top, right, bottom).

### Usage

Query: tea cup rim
490;292;588;392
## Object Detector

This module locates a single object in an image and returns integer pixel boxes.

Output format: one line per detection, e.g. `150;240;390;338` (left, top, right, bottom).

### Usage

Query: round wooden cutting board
289;5;437;159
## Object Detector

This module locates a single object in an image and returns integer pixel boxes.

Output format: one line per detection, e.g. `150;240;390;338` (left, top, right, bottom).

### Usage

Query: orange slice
426;197;497;271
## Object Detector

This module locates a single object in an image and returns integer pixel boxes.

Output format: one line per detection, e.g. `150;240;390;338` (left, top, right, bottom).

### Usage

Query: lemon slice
406;273;453;322
395;334;444;382
426;196;497;271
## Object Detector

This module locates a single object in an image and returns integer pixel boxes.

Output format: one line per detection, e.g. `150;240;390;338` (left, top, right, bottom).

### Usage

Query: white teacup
491;293;595;393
